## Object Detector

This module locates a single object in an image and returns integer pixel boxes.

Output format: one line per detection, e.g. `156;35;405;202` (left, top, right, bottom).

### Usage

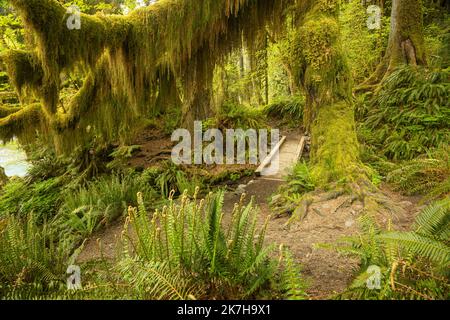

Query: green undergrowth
204;101;267;131
55;172;158;242
264;95;304;125
328;199;450;300
0;177;65;223
140;162;201;199
117;189;306;299
386;145;450;201
360;144;449;202
357;66;449;161
0;214;69;299
0;189;307;300
357;66;450;201
269;161;316;217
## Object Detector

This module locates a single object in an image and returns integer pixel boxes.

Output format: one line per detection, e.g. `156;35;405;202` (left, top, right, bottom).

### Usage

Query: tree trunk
263;34;269;104
366;0;426;84
295;0;370;187
156;72;181;116
181;50;214;132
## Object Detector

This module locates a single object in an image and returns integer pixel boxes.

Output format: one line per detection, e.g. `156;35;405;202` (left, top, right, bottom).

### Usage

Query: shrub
358;66;450;161
0;214;68;298
119;189;295;299
331;199;450;300
55;173;157;240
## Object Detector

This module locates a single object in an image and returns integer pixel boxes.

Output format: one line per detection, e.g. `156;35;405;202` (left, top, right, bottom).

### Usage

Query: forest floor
220;180;422;299
76;126;423;299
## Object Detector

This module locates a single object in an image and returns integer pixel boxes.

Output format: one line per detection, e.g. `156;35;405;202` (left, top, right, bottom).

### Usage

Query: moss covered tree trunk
181;49;214;132
181;87;213;132
155;72;181;116
366;0;426;84
295;0;369;187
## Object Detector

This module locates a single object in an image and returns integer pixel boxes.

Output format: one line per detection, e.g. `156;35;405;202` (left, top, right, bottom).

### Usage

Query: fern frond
377;232;450;268
412;199;450;239
280;250;307;300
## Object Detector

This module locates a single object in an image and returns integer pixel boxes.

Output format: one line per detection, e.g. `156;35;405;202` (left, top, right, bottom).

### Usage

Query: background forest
0;0;448;300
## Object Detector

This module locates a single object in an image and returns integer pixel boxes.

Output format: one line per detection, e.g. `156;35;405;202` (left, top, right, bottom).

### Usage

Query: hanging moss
9;0;131;114
0;103;45;143
292;2;353;128
0;0;378;191
0;50;43;103
1;0;287;154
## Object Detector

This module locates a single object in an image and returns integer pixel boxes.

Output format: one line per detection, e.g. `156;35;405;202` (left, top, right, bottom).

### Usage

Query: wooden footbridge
256;134;308;181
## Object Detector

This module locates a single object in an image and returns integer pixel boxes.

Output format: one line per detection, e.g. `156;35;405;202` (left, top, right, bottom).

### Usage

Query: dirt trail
77;174;421;299
221;179;421;299
76;126;422;299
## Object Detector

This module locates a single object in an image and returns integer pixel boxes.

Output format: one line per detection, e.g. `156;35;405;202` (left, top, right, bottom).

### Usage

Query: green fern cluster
286;161;315;194
332;199;450;300
0;177;64;223
386;145;450;201
153;162;201;198
358;66;449;161
117;258;200;300
26;146;68;182
120;189;282;299
207;101;267;131
270;161;315;216
55;173;157;242
106;145;142;170
279;248;307;300
264;95;305;122
0;214;69;299
24;139;113;186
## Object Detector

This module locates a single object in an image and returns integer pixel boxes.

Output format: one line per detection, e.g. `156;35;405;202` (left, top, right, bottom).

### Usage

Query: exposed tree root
281;179;406;229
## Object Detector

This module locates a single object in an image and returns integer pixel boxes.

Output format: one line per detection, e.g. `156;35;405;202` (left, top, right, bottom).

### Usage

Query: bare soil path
76;127;422;299
221;179;421;299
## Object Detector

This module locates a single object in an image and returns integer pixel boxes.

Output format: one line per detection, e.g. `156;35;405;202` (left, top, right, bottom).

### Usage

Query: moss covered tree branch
0;103;43;142
5;0;287;151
